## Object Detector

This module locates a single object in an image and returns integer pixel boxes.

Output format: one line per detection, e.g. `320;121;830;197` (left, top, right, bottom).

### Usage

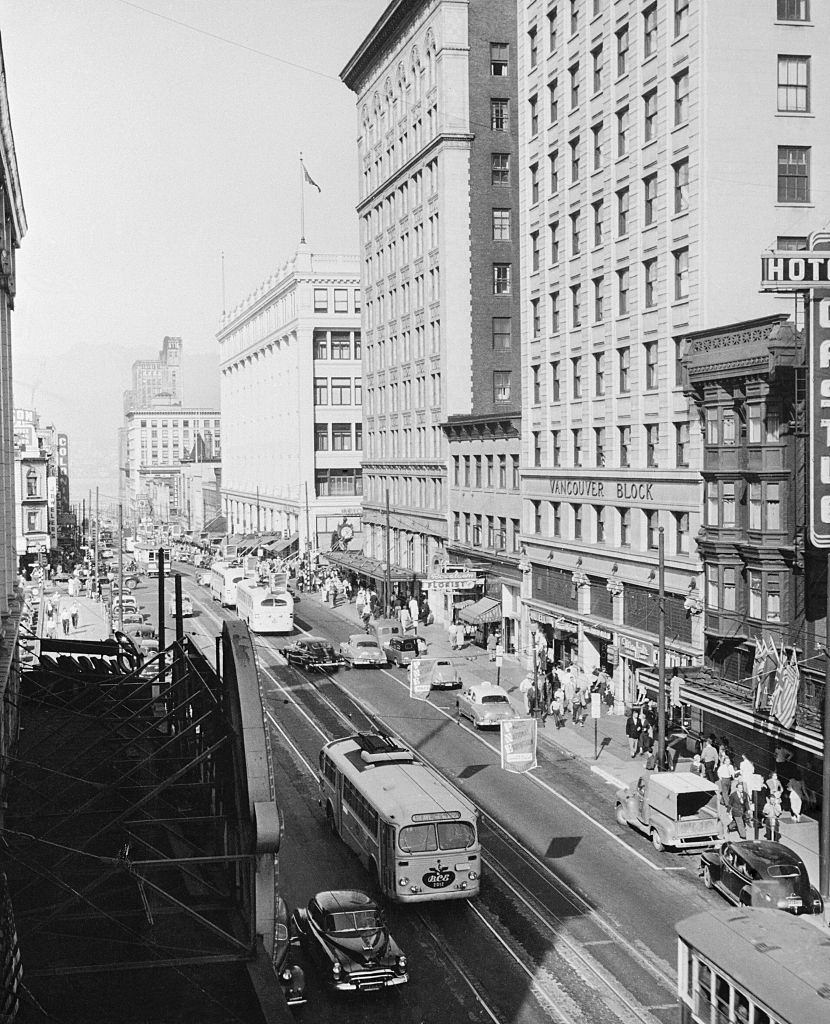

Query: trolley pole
385;489;392;618
657;526;666;772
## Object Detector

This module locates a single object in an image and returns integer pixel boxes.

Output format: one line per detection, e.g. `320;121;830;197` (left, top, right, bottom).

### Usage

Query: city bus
319;731;481;903
676;907;828;1024
235;577;294;634
210;564;246;607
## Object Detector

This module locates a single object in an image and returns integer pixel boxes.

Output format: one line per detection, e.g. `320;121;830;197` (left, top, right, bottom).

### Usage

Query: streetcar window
437;821;475;850
399;824;438;853
714;972;730;1024
696;961;713;1021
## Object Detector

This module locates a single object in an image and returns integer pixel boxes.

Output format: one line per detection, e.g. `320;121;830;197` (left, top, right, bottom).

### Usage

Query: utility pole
657;526;666;771
385;489;392;618
157;546;166;688
117;504;124;633
94;486;100;600
304;481;311;564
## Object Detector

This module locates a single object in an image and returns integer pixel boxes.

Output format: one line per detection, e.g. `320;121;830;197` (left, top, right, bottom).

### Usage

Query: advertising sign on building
427;572;483;593
618;634;656;665
500;718;537;774
408;658;434;701
808;290;830;547
760;252;830;291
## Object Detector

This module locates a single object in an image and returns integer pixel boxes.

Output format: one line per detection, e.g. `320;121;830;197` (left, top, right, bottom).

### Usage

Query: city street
152;566;722;1024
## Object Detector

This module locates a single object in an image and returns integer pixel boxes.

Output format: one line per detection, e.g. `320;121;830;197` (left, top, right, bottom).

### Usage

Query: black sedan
283;636;342;672
700;840;823;916
291;890;408;993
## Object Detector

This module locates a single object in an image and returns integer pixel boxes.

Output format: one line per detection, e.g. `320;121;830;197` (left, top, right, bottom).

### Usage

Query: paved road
165;567;728;1023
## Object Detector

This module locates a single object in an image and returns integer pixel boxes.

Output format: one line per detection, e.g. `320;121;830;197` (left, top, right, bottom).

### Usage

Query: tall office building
123;335;182;413
343;0;523;621
218;248;363;551
517;1;829;693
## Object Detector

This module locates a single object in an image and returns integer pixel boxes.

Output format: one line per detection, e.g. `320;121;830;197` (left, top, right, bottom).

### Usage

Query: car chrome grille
352;968;395;990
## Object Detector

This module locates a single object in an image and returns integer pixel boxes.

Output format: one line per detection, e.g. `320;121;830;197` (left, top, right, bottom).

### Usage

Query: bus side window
714;972;730;1024
752;1005;769;1024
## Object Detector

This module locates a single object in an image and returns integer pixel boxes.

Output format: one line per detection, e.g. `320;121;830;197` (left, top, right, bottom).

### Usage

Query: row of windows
364;425;444;460
707;566;784;624
452;453;521;491
362;103;439;195
312;288;361;315
528;500;691;554
365;373;442;415
532;423;669;470
366;320;441;369
365;213;440;281
364;266;441;323
527;252;689;329
314;422;363;452
313;377;363;406
526;161;689;254
362;160;439;241
705;480;784;532
139;418;219;429
364;474;444;512
533;343;671;406
342;777;379;837
315;468;363;498
453;512;522;554
312;330;362;361
705;404;781;446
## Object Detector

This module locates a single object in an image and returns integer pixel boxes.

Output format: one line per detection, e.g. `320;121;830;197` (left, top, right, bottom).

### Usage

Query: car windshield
398;821;476;853
325;910;382;934
308;643;329;653
767;864;801;879
482;694;509;705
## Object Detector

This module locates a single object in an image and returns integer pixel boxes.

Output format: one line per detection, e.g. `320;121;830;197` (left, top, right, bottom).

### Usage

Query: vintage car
284;636;342;672
700;840;823;916
274;896;306;1007
290;890;408;993
168;594;193;617
382;635;420;667
197;571;212;587
429;658;461;689
456;682;515;729
615;772;720;852
126;625;159;657
340;634;388;668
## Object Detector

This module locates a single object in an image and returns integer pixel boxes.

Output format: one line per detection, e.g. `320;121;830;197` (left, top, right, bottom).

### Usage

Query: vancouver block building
343;0;524;623
517;0;830;696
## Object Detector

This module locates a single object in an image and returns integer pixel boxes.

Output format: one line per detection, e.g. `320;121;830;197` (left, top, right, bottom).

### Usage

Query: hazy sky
2;0;386;504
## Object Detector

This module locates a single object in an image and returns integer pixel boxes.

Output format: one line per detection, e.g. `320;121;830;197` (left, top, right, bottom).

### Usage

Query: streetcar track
181;577;677;1023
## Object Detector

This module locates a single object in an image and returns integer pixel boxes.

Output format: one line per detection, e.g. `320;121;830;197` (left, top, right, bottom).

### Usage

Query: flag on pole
770;650;800;730
752;634;777;711
301;160;321;193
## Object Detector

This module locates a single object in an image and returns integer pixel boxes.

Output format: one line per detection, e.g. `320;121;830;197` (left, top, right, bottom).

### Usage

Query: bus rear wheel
326;804;338;838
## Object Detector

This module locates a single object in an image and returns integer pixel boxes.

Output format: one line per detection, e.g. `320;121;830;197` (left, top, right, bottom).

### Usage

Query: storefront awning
261;533;299;556
458;597;502;625
321;550;416;583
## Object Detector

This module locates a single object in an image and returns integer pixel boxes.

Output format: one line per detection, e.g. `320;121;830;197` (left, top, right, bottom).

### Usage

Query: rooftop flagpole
299;151;306;244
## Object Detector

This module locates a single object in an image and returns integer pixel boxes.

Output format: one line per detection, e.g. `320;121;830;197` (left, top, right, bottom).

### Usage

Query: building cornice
0;38;26;243
341;0;428;92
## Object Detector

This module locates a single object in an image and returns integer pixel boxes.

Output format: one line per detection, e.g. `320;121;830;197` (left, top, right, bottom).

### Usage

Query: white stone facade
217;248;362;551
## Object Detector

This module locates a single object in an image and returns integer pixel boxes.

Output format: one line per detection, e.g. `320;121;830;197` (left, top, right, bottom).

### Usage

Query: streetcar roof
324;734;476;823
676;908;830;1024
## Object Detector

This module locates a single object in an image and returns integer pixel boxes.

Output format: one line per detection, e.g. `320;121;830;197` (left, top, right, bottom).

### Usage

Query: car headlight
397;954;407;971
281;967;293;982
399;876;410;887
468;871;478;880
332;960;342;977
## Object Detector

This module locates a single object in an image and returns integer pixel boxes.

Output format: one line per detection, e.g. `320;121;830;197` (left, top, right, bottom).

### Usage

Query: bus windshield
399;820;475;853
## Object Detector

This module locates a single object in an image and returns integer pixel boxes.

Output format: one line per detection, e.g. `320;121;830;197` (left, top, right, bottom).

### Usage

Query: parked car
615;772;720;852
126;625;159;657
197;571;211;587
284;636;342;672
290;890;408;993
383;635;420;667
456;682;515;729
429;658;461;689
169;594;193;617
340;634;387;668
700;840;823;916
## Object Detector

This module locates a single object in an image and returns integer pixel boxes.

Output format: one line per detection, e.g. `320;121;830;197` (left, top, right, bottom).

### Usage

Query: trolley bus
210;564;246;607
319;731;481;903
676;907;828;1024
236;577;294;634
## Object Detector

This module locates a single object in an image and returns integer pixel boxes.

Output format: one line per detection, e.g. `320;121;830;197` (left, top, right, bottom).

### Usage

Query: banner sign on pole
409;658;435;701
590;692;601;719
500;718;538;774
808;290;830;547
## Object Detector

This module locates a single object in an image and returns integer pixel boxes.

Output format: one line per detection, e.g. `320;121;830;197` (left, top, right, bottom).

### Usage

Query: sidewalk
36;587;111;643
318;592;823;887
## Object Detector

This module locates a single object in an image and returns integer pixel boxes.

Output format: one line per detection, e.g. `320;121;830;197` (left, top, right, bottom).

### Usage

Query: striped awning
458;597;502;625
